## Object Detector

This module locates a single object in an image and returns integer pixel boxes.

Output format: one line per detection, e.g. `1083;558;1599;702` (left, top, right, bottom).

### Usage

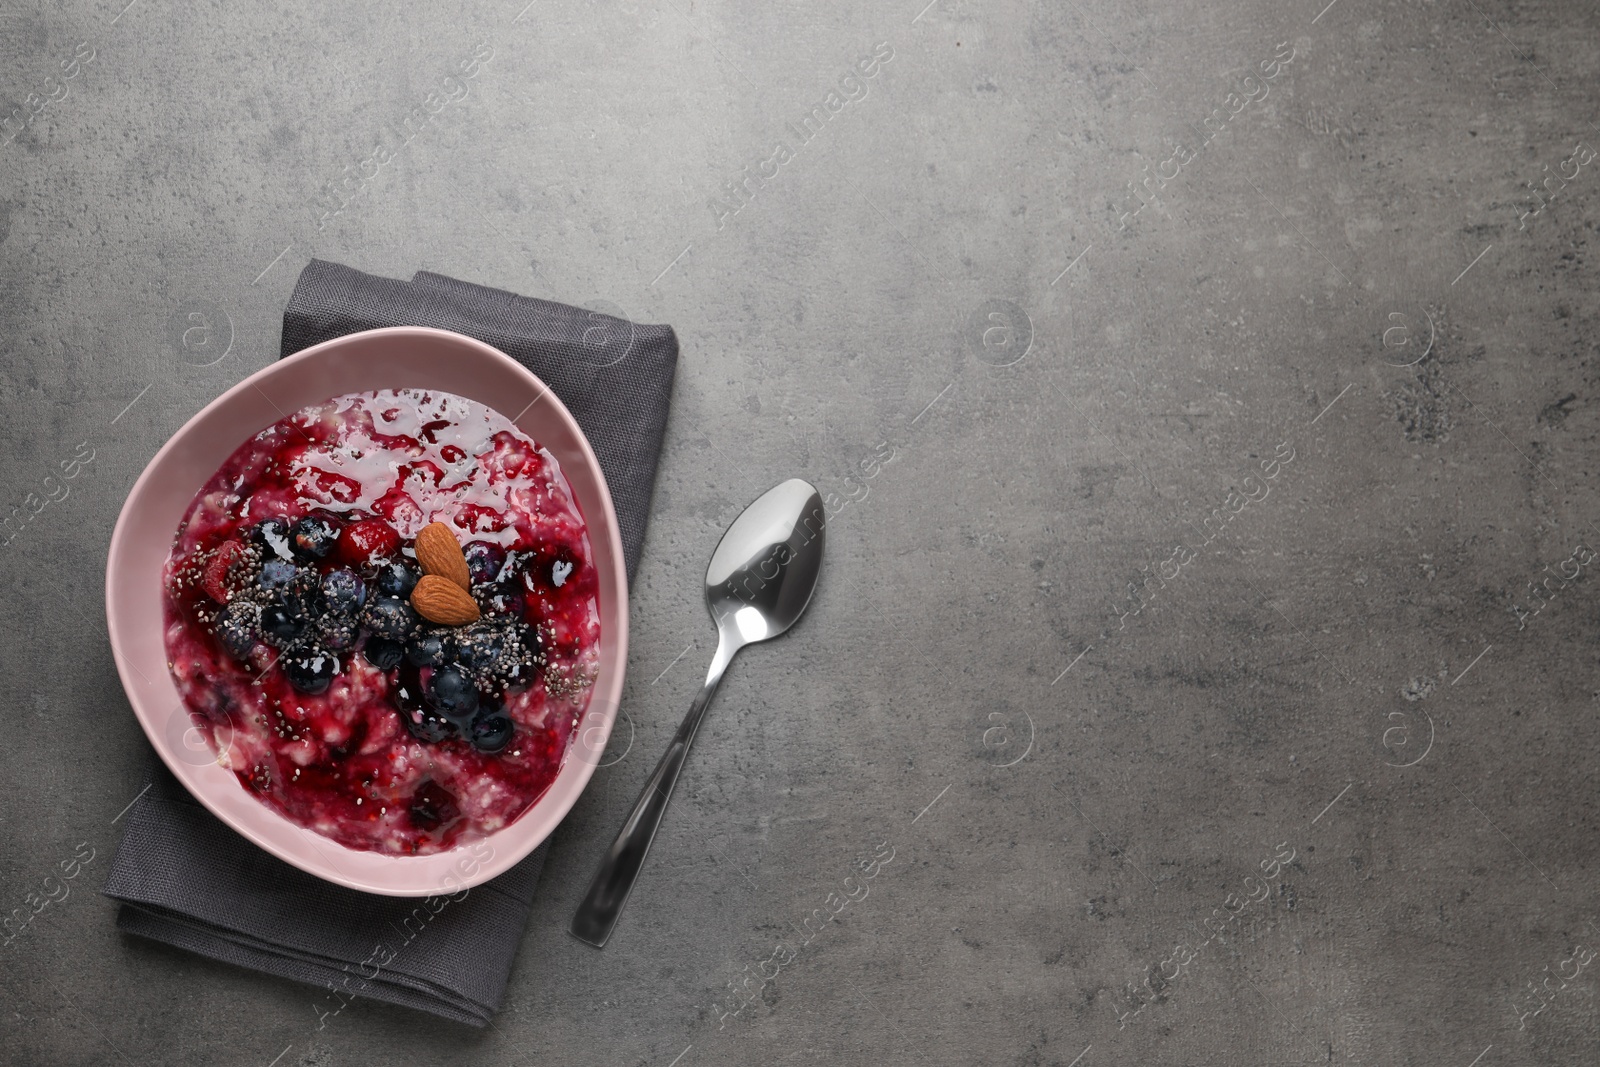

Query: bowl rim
104;325;628;896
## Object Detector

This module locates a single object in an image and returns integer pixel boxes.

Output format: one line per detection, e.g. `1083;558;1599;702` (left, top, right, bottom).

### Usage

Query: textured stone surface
2;0;1598;1063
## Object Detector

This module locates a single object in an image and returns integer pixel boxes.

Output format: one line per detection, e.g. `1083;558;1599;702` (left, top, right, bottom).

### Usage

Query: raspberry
373;488;423;529
337;517;401;565
201;540;247;603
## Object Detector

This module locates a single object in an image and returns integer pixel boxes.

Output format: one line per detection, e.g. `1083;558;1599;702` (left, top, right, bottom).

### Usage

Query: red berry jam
162;389;601;855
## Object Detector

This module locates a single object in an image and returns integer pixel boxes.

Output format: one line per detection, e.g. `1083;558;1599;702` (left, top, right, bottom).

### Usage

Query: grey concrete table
3;0;1597;1063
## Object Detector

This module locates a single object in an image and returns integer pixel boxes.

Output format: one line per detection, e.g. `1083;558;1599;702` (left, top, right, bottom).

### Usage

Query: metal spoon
570;478;826;947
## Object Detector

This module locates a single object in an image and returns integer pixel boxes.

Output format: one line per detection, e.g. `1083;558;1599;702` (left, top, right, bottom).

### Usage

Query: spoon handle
569;657;730;947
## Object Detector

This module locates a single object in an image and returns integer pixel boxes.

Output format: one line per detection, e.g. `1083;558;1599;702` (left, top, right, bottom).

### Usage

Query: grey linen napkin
103;259;678;1026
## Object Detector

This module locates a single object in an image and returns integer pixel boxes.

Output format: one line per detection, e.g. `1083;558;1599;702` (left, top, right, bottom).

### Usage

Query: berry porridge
162;388;601;855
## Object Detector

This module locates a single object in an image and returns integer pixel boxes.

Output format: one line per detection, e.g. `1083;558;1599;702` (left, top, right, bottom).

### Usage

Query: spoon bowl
704;477;826;666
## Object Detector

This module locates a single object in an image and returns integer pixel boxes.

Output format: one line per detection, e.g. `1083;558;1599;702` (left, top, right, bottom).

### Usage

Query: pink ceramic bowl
105;327;627;897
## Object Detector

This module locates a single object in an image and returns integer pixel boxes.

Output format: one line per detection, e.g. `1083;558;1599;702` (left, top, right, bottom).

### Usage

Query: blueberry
522;547;579;593
252;518;295;561
406;630;451;668
319;568;366;616
216;602;259;660
363;636;405;670
404;708;456;744
282;647;337;695
408;780;462;830
456;629;504;671
290;513;341;561
501;657;538;692
484;586;524;618
364;596;416;641
498;624;544;691
258;558;299;591
463;541;506;586
320;619;358;651
373;560;420;599
427;665;479;719
260;596;309;647
468;711;515;754
392;662;426;713
393;665;455;743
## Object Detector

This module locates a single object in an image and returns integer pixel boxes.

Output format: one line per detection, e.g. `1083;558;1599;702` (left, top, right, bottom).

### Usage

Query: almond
411;573;480;626
415;521;471;590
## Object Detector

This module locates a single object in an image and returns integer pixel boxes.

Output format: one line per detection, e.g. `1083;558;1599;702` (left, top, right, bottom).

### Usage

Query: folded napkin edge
116;905;492;1027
